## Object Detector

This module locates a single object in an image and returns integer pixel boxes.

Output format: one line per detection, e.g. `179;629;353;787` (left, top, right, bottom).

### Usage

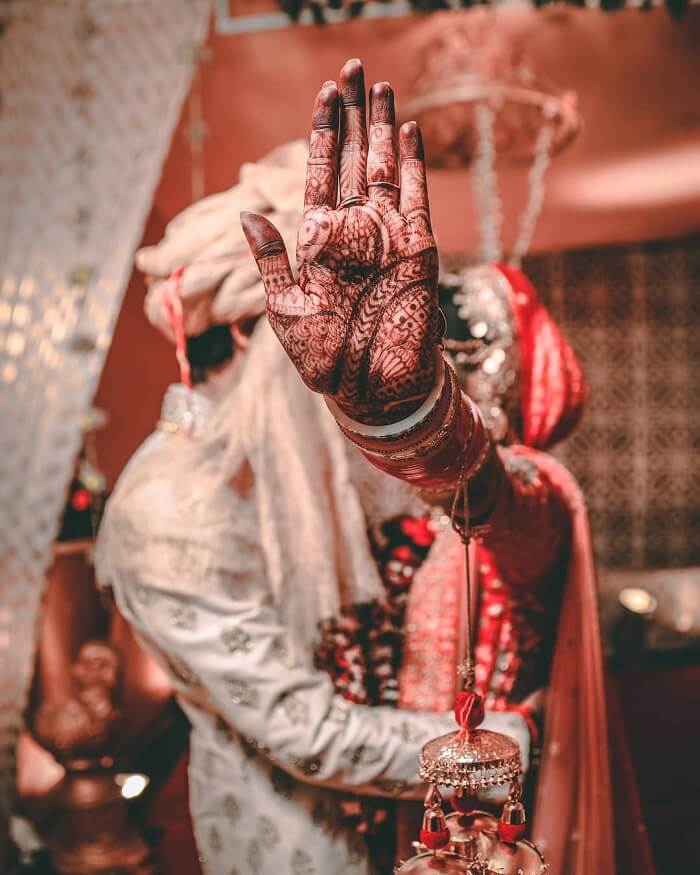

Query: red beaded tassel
419;785;451;852
498;781;527;844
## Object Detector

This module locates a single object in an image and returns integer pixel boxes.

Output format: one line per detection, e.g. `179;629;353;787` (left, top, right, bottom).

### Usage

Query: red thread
163;266;192;389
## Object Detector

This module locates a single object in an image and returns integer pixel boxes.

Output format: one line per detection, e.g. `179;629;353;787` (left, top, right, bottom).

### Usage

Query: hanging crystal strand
470;102;503;265
509;121;554;267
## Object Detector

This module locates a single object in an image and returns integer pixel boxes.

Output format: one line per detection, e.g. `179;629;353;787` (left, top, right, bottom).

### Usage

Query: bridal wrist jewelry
324;349;446;441
327;350;491;493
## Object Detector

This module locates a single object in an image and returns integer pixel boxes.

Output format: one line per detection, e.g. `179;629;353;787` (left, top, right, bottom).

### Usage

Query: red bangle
341;363;491;493
327;358;493;494
335;358;455;459
364;394;473;490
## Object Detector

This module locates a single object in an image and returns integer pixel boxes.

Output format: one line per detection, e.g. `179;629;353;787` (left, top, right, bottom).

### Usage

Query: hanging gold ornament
402;9;580;169
395;476;548;873
419;724;521;792
403;8;581;268
397;777;548;874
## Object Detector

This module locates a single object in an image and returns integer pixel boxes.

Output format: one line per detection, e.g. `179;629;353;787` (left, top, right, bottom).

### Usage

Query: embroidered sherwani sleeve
115;581;529;799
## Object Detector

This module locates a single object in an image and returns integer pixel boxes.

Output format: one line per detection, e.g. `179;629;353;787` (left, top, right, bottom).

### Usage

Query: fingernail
340;58;365;105
239;213;284;257
399;122;424;159
313;88;338;128
370;82;395;123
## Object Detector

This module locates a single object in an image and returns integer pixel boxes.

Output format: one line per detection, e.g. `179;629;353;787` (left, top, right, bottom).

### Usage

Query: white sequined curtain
0;0;211;855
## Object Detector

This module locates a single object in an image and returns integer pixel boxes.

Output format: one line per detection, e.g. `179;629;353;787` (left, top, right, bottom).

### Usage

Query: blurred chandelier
403;9;581;264
402;11;580;167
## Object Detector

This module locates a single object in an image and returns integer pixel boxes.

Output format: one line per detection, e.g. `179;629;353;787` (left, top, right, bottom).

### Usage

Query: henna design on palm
241;59;440;425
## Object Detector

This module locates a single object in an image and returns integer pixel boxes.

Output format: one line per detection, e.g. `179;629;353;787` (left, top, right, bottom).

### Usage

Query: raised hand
241;59;440;425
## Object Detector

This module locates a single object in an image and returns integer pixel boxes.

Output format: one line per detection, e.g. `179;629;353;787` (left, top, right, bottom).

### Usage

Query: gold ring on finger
338;194;369;208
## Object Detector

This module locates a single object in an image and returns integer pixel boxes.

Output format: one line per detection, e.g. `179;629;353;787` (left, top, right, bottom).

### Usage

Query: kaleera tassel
397;476;547;873
419;785;450;852
498;781;527;844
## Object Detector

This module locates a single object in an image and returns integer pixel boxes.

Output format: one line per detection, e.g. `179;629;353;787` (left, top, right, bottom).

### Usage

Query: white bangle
324;349;446;439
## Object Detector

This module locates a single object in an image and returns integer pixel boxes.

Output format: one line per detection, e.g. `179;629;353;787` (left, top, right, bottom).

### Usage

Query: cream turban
136;139;308;342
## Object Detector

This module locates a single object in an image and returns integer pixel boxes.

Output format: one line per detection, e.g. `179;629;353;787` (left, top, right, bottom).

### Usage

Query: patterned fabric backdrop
0;0;211;859
524;236;700;571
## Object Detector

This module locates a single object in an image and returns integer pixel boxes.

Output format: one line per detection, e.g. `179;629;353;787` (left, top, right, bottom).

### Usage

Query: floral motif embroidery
223;794;240;824
326;697;352;724
257;815;280;846
247;838;262;874
170;603;197;631
348;744;382;767
225;678;258;707
221;626;251;654
291;848;315;875
280;692;310;726
396;719;428;744
208;825;222;855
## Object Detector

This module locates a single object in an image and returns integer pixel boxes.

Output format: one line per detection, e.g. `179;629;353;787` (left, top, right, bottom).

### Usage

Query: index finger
304;81;340;211
399;121;432;238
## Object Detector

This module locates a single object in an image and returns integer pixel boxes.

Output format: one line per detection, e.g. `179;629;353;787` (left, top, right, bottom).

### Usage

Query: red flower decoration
71;488;92;512
454;690;485;730
400;516;435;547
391;545;414;563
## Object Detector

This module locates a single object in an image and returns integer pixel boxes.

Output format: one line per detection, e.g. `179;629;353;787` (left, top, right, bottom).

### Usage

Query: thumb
240;211;294;283
240;211;303;320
